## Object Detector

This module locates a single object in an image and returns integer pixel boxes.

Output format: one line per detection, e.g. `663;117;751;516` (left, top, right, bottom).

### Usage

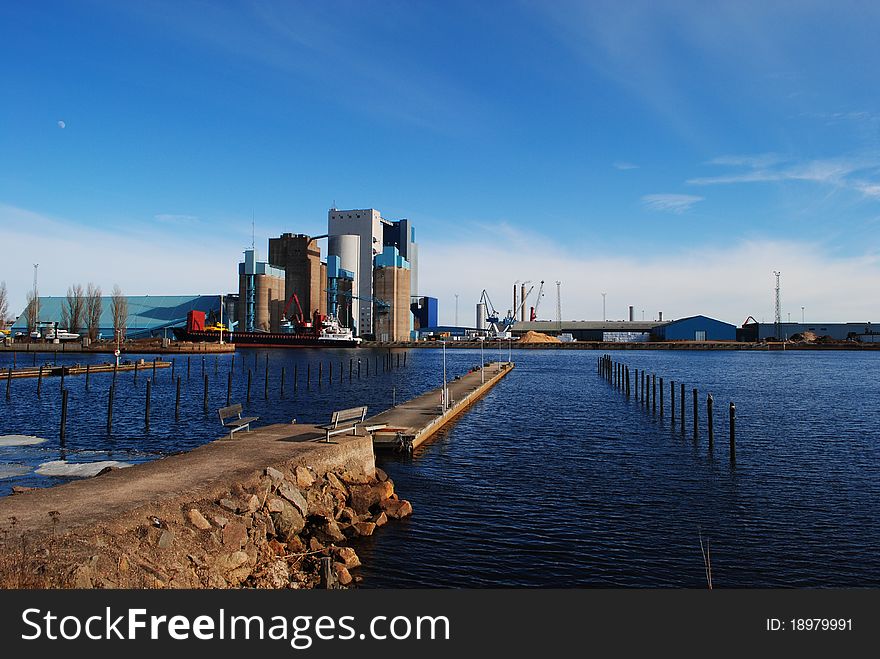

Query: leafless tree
0;281;8;329
85;283;102;340
111;284;127;342
61;284;85;333
25;289;40;334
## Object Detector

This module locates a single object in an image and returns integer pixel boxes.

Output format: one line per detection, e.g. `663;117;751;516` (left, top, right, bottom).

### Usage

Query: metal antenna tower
773;270;782;340
555;281;562;329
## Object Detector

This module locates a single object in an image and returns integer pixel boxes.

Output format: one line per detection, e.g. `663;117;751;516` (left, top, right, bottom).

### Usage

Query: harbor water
1;348;878;587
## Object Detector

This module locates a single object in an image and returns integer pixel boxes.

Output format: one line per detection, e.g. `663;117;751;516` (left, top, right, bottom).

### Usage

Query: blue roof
12;295;221;338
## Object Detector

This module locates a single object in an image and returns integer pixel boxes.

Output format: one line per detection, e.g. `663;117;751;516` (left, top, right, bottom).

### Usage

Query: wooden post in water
339;361;343;384
12;353;16;368
625;367;630;398
85;364;91;391
264;365;269;399
247;369;252;402
60;367;65;392
171;358;176;381
349;358;353;382
294;364;298;392
652;374;657;414
226;371;232;406
37;366;43;397
671;381;676;424
175;377;181;421
113;361;118;388
60;388;68;441
230;354;234;373
202;355;206;378
366;358;369;376
107;384;115;434
729;402;736;462
692;388;698;440
33;352;36;367
404;352;407;367
145;379;152;429
680;383;685;433
187;356;191;380
265;353;269;378
397;353;400;368
707;393;714;448
214;356;218;376
660;377;664;417
5;367;10;401
203;373;209;412
280;367;285;398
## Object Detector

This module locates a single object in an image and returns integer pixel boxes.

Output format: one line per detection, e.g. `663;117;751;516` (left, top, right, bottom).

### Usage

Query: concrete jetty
366;361;514;452
2;361;171;379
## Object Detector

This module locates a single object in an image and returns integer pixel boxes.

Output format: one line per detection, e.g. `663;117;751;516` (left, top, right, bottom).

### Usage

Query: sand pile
519;331;562;344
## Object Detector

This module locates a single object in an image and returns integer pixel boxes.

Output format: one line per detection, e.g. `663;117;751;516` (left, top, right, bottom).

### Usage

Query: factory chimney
658;311;663;322
628;306;634;322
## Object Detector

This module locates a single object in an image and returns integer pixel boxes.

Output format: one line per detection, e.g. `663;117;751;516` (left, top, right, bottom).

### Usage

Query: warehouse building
653;315;737;341
738;321;880;342
512;315;737;342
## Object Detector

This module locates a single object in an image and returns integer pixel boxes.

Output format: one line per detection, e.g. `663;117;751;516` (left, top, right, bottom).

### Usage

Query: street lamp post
801;306;805;324
442;340;448;411
454;294;459;327
480;338;485;384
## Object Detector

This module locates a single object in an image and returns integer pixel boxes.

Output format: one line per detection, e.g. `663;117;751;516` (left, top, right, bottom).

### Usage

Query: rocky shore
0;464;411;589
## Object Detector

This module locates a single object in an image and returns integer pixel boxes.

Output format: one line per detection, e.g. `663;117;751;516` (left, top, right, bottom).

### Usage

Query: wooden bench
218;403;259;439
318;406;368;443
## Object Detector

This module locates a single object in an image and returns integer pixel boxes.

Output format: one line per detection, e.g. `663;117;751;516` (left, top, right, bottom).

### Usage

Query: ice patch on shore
0;464;32;479
0;435;48;447
35;460;132;478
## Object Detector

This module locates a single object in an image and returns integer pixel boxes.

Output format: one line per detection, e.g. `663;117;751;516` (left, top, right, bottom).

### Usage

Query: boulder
381;499;413;519
268;539;286;556
269;500;306;541
349;481;394;514
219;498;239;513
306;488;335;518
294;466;315;489
373;512;388;527
326;472;348;494
285;536;306;553
308;537;324;553
333;563;352;586
353;521;376;537
266;466;285;482
158;530;174;549
187;509;212;530
244;494;261;513
375;468;389;482
218;551;249;572
266;497;286;513
278;483;309;517
222;521;248;549
333;546;361;569
340;470;373;485
213;515;229;528
314;518;346;544
337;507;358;523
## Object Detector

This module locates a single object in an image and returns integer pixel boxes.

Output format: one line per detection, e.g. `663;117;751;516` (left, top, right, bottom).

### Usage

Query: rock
118;555;130;573
10;486;37;494
314;518;346;544
374;480;394;501
72;565;94;588
339;470;372;485
333;546;361;569
349;481;393;514
373;512;388;527
266;466;285;482
267;497;286;513
285;536;305;553
187;509;212;530
375;468;389;482
294;466;315;489
158;530;174;549
278;483;308;517
219;551;249;571
326;472;348;494
245;494;260;513
381;499;413;519
353;521;376;537
308;537;324;552
337;507;358;524
268;539;287;556
219;498;239;513
269;500;306;541
265;560;290;588
213;515;229;528
333;563;352;586
306;488;335;518
222;521;248;549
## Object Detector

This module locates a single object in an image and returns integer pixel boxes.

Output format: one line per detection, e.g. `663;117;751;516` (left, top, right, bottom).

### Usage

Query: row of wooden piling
4;350;409;441
598;354;736;463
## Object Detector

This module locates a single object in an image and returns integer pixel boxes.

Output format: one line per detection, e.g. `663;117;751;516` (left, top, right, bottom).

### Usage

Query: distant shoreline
360;340;880;351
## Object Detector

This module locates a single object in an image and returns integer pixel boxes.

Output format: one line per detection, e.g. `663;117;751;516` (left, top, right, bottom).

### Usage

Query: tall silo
476;302;487;330
328;234;361;332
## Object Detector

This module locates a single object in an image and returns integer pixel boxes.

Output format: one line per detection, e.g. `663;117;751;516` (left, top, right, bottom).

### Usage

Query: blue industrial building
410;296;438;334
652;315;737;341
12;295;222;339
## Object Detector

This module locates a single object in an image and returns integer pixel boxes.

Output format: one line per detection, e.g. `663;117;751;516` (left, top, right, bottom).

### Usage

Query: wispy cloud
641;193;704;214
613;161;639;170
154;214;200;225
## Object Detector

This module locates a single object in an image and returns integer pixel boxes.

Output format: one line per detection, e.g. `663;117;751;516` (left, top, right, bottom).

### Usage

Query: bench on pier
218;403;259;439
318;406;371;443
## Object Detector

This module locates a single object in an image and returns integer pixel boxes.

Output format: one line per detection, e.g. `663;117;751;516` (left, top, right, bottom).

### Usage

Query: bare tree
111;284;127;342
0;281;8;329
62;284;85;333
86;283;102;340
25;290;40;334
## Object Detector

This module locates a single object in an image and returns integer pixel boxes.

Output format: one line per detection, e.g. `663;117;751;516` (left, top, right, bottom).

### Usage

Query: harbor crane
529;280;545;322
480;280;537;338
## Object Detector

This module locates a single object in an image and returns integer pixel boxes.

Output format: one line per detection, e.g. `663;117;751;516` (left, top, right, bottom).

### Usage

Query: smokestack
659;311;663;321
628;306;634;322
521;284;527;322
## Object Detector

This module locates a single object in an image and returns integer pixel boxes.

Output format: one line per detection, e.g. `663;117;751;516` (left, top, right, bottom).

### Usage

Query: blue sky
2;1;879;324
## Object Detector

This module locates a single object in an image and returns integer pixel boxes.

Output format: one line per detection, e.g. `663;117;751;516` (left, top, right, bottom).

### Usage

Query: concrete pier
366;361;514;451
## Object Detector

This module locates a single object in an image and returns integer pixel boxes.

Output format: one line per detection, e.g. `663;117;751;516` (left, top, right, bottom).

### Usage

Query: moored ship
173;310;361;348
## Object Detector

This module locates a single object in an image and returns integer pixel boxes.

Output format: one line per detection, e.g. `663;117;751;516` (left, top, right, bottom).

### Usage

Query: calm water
1;348;878;587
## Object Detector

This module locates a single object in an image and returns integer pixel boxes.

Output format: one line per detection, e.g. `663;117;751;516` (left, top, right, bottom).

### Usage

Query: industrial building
511;315;737;342
738;321;879;342
327;208;418;336
373;246;411;342
411;296;438;333
268;233;327;319
238;249;285;332
654;315;737;341
11;295;221;339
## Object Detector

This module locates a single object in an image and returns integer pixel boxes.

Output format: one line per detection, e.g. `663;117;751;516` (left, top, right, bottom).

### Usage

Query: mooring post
397;353;400;368
349;359;353;381
5;367;11;400
60;388;68;441
230;354;235;373
214;356;218;376
707;393;714;448
671;380;676;424
107;384;115;434
145;379;152;429
187;356;191;380
37;365;43;397
85;364;91;391
203;373;209;412
247;369;252;402
171;358;176;381
265;353;269;377
366;358;369;376
175;377;181;421
693;388;698;440
652;374;657;414
729;402;736;462
626;367;631;398
680;383;685;433
642;370;646;404
201;355;206;378
339;361;343;384
660;377;664;417
32;352;36;367
227;371;233;406
264;365;269;399
60;367;65;392
280;367;285;398
12;353;16;368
